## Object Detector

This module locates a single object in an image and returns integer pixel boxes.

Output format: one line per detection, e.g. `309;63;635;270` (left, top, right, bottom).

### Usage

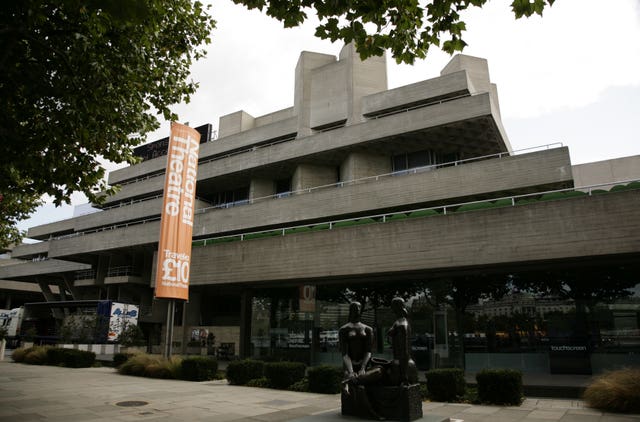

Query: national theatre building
2;44;639;377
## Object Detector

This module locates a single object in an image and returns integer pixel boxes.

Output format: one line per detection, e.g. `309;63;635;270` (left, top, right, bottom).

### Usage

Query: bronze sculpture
340;298;423;421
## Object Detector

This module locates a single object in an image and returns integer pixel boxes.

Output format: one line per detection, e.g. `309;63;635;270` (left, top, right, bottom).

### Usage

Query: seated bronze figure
340;298;422;421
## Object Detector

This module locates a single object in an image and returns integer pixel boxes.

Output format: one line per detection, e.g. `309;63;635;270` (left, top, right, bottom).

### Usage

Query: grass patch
583;368;640;413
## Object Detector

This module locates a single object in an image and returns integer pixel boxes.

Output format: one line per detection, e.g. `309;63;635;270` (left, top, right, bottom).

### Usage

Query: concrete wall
572;155;640;190
0;259;90;279
361;71;471;116
292;164;337;191
440;54;490;94
218;111;256;138
340;151;391;181
250;178;275;200
189;190;640;285
41;148;572;257
11;241;49;259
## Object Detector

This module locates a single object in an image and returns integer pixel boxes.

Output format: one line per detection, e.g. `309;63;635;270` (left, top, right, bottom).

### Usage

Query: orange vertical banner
154;122;201;300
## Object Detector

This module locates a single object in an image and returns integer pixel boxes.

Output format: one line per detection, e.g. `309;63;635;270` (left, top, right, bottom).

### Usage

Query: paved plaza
0;361;638;422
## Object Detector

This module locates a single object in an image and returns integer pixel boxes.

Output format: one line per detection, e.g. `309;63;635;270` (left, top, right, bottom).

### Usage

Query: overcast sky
19;0;640;233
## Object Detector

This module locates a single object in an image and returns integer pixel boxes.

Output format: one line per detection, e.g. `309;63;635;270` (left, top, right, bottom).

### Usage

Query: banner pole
164;300;175;359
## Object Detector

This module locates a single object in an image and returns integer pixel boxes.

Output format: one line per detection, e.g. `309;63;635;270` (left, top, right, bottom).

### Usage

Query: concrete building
1;44;639;376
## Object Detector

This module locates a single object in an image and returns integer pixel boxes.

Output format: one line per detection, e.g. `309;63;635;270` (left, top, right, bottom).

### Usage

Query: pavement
0;360;639;422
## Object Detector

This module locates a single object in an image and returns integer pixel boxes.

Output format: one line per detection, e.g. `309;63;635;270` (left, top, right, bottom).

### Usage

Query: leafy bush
113;352;135;368
264;361;306;389
583;368;640;413
61;349;96;368
425;368;466;402
476;369;523;405
46;348;67;365
180;356;218;381
226;359;265;385
246;377;271;388
288;377;309;392
307;365;342;394
118;353;158;376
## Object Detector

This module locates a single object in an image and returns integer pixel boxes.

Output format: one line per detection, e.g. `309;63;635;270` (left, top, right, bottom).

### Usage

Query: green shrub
476;369;523;405
24;346;52;365
539;192;567;201
307;365;342;394
113;352;135;368
61;349;96;368
425;368;466;402
264;361;306;389
583;368;640;413
456;201;493;212
386;213;407;221
46;347;67;365
181;356;218;381
226;359;265;385
288;377;309;392
118;353;158;376
408;209;439;218
246;377;271;388
492;198;513;207
311;223;330;231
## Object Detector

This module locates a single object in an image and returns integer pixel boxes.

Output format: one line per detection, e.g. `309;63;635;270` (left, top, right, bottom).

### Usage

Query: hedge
425;368;466;402
476;369;523;405
264;361;306;389
180;356;218;381
226;359;265;385
307;365;342;394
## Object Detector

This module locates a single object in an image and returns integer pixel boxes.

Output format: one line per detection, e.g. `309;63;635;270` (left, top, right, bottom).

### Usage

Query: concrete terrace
1;361;638;422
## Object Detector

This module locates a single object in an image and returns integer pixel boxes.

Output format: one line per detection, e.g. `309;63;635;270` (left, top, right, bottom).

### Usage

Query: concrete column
294;51;336;138
239;289;253;359
218;110;255;138
340;151;391;182
292;164;337;192
339;43;387;126
250;178;275;202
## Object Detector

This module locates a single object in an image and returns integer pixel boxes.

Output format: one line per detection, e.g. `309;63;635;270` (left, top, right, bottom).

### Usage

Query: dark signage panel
134;123;212;162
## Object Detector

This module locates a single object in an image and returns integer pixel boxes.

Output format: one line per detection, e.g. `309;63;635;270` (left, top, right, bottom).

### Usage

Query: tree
0;0;214;247
235;0;556;64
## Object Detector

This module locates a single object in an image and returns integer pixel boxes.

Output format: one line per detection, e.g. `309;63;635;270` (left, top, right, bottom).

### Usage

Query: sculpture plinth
341;384;423;421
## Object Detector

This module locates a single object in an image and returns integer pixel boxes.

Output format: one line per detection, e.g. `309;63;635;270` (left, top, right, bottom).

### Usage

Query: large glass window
245;263;639;375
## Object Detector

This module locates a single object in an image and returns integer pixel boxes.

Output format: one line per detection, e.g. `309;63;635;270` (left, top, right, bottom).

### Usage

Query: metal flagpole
164;300;175;358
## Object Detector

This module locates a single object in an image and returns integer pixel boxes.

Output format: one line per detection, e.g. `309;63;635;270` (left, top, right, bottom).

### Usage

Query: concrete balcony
194;147;573;235
0;259;90;281
11;241;49;259
188;189;640;285
45;147;572;258
47;220;161;259
108;116;298;186
361;70;472;117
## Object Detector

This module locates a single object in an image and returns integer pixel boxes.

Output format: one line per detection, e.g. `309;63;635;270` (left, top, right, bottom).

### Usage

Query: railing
116;134;297;187
106;266;139;277
75;269;96;281
364;93;471;119
196;143;562;213
50;143;563;240
193;178;640;247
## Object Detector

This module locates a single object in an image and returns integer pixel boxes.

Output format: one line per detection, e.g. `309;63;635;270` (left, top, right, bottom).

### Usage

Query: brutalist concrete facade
2;44;639;371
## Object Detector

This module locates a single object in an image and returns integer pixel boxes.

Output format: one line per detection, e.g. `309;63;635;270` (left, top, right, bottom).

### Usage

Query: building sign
154;122;201;300
299;285;316;312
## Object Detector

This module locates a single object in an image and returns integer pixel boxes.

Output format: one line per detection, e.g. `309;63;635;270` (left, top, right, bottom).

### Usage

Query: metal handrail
193;178;640;247
50;143;564;240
